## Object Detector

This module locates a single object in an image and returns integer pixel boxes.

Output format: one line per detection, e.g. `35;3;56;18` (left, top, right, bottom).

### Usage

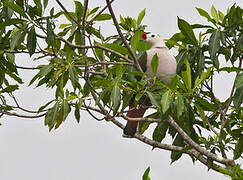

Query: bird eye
151;34;155;37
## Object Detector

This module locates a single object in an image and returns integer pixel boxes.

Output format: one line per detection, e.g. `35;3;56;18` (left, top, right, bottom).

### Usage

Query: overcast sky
0;0;242;180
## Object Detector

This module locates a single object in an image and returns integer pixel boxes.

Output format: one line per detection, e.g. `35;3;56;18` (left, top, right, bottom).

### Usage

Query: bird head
141;33;166;48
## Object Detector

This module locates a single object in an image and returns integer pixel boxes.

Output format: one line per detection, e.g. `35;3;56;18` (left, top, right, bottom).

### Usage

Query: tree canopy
0;0;242;179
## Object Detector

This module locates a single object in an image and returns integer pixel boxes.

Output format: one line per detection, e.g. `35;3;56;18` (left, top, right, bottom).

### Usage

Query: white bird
123;33;177;136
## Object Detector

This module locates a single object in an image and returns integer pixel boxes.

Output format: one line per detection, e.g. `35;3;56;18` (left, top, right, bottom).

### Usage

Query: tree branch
1;110;45;118
81;0;89;55
166;116;235;166
87;0;115;26
221;57;243;129
105;0;143;72
55;36;133;63
56;0;82;29
110;117;223;173
76;104;231;174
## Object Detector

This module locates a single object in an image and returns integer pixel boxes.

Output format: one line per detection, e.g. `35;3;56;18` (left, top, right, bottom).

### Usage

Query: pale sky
0;0;242;180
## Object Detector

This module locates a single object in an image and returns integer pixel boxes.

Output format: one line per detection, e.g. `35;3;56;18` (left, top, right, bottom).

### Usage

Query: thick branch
110;117;222;173
166;116;235;166
120;114;160;123
73;100;227;173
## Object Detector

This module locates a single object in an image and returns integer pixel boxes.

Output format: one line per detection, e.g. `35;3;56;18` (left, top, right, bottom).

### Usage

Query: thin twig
82;0;89;55
221;57;243;129
16;65;40;70
56;35;133;63
86;0;115;26
56;0;82;29
105;0;143;72
1;110;45;118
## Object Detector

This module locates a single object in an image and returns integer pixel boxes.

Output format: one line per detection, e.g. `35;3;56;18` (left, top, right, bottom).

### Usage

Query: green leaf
115;64;126;79
16;0;24;8
94;14;111;21
55;100;70;129
2;58;17;73
218;67;242;73
152;121;168;142
193;67;212;90
161;90;172;114
44;0;49;10
147;92;160;108
94;43;104;61
46;18;54;46
111;84;121;115
234;135;243;160
0;85;19;93
102;43;129;56
61;100;70;121
209;29;220;69
68;65;80;90
218;10;225;21
38;100;54;112
171;134;184;164
3;1;28;18
0;19;26;30
137;8;145;27
196;97;217;111
235;73;243;89
151;54;159;76
10;30;22;51
75;101;81;123
39;64;54;77
196;7;215;24
142;167;151;180
27;26;37;56
168;75;179;90
131;30;143;52
33;0;42;16
195;103;206;127
176;93;184;119
44;101;59;131
28;73;40;86
75;30;82;45
181;59;191;94
177;17;197;45
175;50;187;74
6;71;23;84
59;23;71;29
88;7;100;17
233;86;243;108
211;5;219;23
75;1;83;21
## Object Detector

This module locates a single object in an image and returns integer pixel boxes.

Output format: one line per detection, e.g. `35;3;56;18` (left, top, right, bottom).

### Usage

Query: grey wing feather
138;51;147;72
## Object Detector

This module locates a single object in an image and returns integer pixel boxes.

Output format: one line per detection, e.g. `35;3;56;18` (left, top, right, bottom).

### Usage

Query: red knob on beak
142;33;147;39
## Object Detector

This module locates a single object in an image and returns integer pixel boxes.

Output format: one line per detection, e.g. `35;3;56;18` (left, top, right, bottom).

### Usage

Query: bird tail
123;104;148;137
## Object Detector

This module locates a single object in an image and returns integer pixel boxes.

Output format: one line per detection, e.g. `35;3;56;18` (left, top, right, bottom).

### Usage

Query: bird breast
146;47;177;84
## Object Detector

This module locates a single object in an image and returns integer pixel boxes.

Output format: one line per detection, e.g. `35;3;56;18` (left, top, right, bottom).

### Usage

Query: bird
123;33;177;137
